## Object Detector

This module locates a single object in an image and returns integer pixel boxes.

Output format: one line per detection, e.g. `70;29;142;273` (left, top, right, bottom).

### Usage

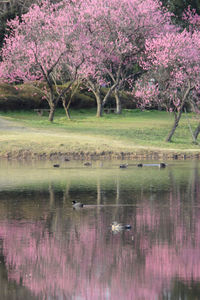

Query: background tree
77;0;175;116
161;0;200;25
0;0;84;122
183;7;200;141
0;0;36;53
135;30;200;142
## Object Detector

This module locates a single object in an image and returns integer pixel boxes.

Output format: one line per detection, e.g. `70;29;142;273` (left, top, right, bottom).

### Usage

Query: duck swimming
53;164;60;168
111;221;131;232
111;221;124;231
72;200;84;208
84;162;92;166
119;164;128;169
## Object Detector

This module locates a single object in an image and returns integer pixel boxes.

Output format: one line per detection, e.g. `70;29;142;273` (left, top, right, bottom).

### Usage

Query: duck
111;221;132;232
72;200;84;209
137;163;143;167
159;163;166;168
53;164;60;168
119;163;128;169
84;162;92;166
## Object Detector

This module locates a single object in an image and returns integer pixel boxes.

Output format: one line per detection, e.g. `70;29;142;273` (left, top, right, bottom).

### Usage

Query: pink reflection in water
0;201;200;299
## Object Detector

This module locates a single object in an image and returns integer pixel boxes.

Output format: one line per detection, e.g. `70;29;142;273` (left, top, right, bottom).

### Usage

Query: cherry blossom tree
182;7;200;142
77;0;175;116
0;0;84;122
135;29;200;142
0;0;176;119
183;5;200;31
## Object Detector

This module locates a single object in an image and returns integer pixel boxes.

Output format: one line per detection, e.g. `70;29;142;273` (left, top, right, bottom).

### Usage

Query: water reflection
0;161;199;299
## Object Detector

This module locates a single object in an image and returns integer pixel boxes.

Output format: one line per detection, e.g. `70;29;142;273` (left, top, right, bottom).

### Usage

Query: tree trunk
193;121;200;142
115;88;122;114
47;88;57;122
61;81;80;120
85;81;103;117
165;110;182;142
96;93;103;117
102;82;119;109
165;81;193;142
48;103;56;122
62;99;71;120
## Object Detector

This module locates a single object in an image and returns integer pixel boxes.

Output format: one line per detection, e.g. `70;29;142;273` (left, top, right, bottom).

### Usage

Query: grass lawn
0;108;199;158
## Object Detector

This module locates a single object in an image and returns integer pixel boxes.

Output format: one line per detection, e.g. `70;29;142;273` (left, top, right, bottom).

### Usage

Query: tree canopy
0;0;199;142
161;0;200;19
0;0;175;119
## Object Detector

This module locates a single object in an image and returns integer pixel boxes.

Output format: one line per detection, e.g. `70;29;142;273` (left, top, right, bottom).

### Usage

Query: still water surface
0;160;199;300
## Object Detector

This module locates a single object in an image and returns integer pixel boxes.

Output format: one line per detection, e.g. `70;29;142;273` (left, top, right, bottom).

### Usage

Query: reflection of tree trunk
0;261;35;299
97;179;101;205
45;183;55;234
49;183;55;208
63;181;71;204
188;162;199;204
65;182;70;197
186;163;199;236
112;176;120;220
48;184;59;232
168;169;178;211
116;177;120;204
88;228;98;281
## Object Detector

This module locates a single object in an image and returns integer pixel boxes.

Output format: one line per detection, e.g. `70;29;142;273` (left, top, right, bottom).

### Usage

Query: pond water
0;159;200;300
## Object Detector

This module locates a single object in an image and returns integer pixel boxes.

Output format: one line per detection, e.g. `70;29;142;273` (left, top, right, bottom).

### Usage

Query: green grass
0;108;199;156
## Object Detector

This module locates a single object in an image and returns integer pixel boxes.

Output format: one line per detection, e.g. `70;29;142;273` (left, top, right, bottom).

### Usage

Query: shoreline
1;149;200;161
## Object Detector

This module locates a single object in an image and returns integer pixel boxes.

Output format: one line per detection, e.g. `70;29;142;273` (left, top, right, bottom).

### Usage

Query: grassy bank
0;109;199;160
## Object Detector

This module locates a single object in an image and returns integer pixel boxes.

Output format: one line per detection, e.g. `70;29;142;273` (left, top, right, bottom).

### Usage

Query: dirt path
0;116;29;131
